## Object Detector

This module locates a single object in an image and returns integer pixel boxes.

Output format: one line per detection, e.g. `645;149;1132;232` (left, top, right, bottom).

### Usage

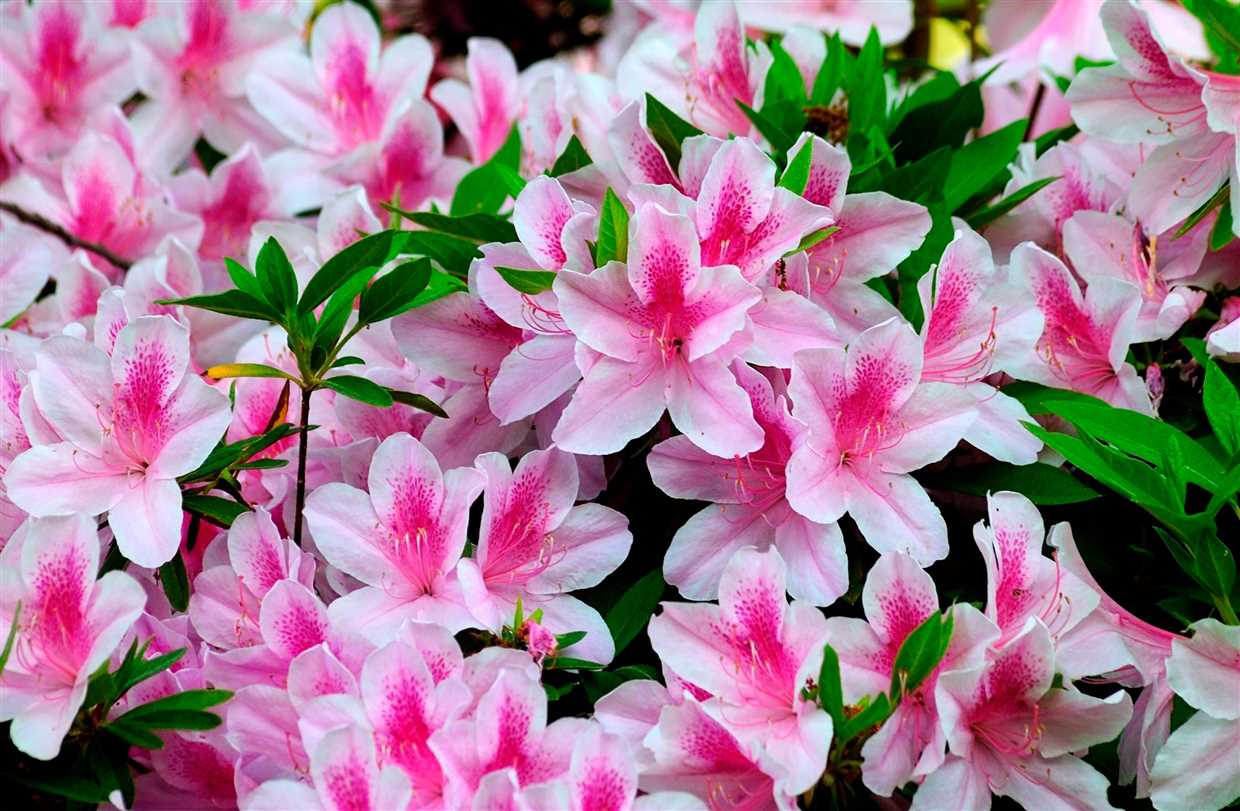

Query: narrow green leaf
644;93;702;169
405;231;483;274
1204;357;1240;456
764;40;809;108
966;176;1060;230
786;226;840;257
389;389;449;419
181;494;248;528
451;126;523;216
818;644;845;732
889;612;954;700
595;188;630;267
544;656;605;671
299;230;399;314
119;709;225;731
1211;199;1234;251
313;264;379;363
0;601;20;676
605;569;665;655
549;134;593;177
1197;535;1238;599
255;237;298;315
160;289;280;322
554;630;587;648
495;266;558;295
224;257;265;301
1034;124;1079;157
384;210;518;244
810;33;846;105
777;139;814;195
112;647;186;699
9;774;114;803
159;554;190;612
323;375;394;406
119;688;233;718
738;100;799;155
944;120;1026;212
923;461;1099;505
359;258;433;324
104;720;166;749
837;693;893;746
1176;183;1230;238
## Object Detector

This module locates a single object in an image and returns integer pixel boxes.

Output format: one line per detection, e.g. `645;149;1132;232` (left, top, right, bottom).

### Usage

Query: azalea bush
0;0;1238;808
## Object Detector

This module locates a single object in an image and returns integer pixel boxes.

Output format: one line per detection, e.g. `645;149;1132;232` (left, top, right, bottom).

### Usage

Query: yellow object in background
928;17;973;71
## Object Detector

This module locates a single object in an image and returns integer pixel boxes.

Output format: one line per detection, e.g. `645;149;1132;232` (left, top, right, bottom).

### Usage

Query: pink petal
260;580;330;661
666;357;764;458
107;475;183;568
663;503;776;602
552;356;669;455
555;263;649;362
845;466;949;564
513;175;577;271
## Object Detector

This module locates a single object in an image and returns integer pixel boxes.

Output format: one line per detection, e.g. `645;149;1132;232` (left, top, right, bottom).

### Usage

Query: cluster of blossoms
1;0;1239;809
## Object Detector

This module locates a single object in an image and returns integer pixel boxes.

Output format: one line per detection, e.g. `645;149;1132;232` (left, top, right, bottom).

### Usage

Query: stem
1024;82;1047;142
0;201;133;270
292;385;313;546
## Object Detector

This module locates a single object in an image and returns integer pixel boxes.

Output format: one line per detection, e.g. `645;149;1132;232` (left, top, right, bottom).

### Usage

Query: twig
1024;82;1047;142
292;386;313;546
0;200;133;269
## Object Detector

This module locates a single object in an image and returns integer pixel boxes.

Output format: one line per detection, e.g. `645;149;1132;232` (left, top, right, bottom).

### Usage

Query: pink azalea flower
0;0;134;158
169;143;286;265
648;362;847;605
471;175;597;423
1063;210;1206;341
457;447;632;665
647;546;833;796
130;0;298;173
972;492;1099;652
245;723;413;811
780;133;933;339
0;514;146;760
552;202;764;457
189;506;316;651
1066;0;1233;234
742;0;913;45
1149;619;1240;811
303;432;486;641
4;316;232;567
617;1;771;138
430;37;521;164
1;112;203;270
915;618;1132;811
785;317;977;563
247;1;432;158
1006;241;1152;413
823;552;996;797
428;665;588;808
0;218;65;326
917;227;1045;465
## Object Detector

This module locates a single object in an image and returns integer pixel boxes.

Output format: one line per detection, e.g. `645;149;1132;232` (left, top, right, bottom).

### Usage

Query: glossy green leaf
966;176;1060;229
1204;357;1240;456
495;266;558;295
385;210;518;244
889;612;953;700
605;568;665;655
817;644;845;732
181;494;248;528
224;257;265;301
389;389;449;419
299;230;401;314
160;289;279;322
0;601;19;676
323;375;393;406
595;187;630;267
924;461;1099;505
158;554;189;612
255;237;298;315
944;119;1025;211
644;93;702;169
451;126;522;216
549;134;593;176
777;138;814;194
359;258;432;324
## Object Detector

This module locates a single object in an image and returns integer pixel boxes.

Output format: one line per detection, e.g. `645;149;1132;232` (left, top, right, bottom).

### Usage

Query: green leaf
554;630;587;648
389;389;449;419
323;375;393;406
605;568;665;655
738;100;800;156
359;258;432;324
1183;0;1240;71
1204;356;1240;456
0;601;20;676
1196;534;1237;599
810;33;846;105
764;39;809;108
9;775;114;803
644;93;702;169
846;28;887;133
332;355;365;367
1211;199;1234;251
1034;124;1079;157
159;554;189;612
313;265;378;363
923;461;1099;505
451;126;523;216
944;120;1025;212
119;709;225;731
1176;183;1230;238
404;230;483;274
160;289;280;322
890;73;982;163
594;188;630;267
224;257;265;301
181;494;248;528
119;688;233;718
889;612;953;700
786;225;840;257
837;693;893;746
495;266;558;295
777;138;814;195
544;656;605;671
549;134;593;177
255;237;298;315
896;204;952;329
817;644;845;732
112;647;186;699
877;147;951;205
299;230;401;314
966;176;1060;230
386;210;518;244
105;720;166;749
